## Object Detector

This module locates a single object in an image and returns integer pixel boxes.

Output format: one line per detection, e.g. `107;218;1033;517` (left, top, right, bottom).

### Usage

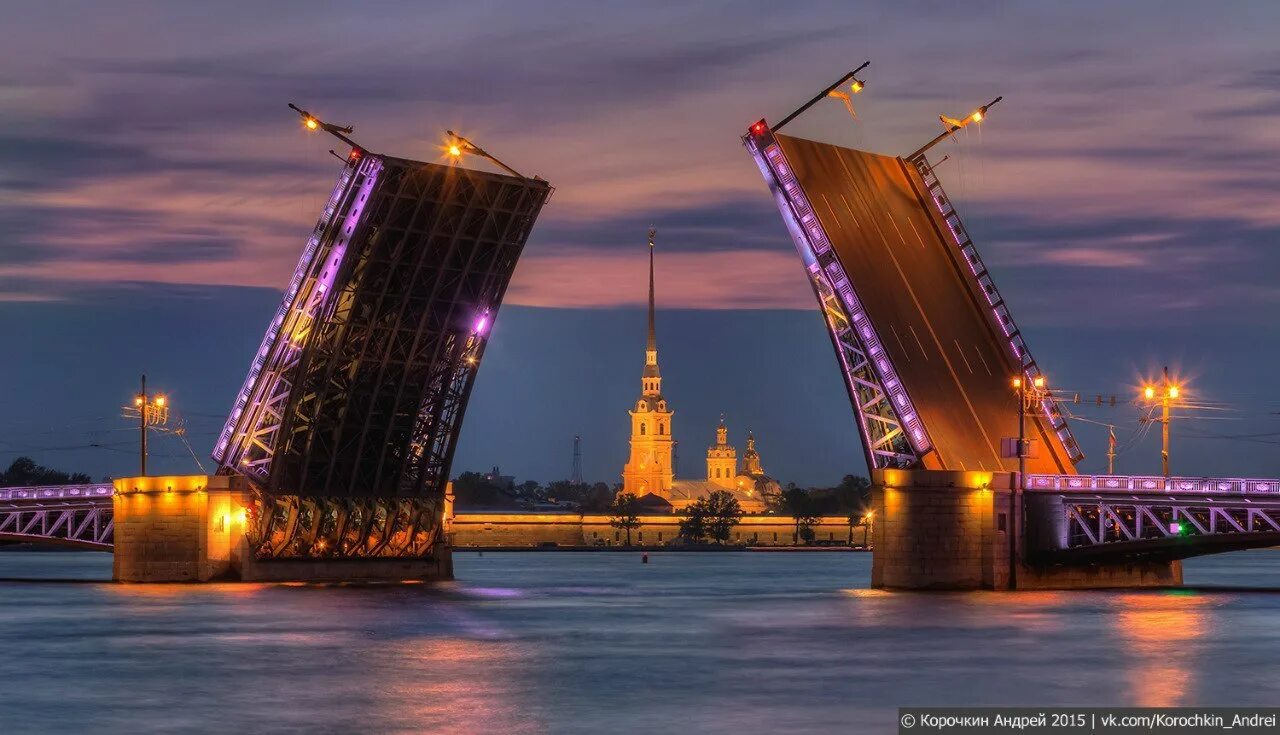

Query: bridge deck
774;135;1074;473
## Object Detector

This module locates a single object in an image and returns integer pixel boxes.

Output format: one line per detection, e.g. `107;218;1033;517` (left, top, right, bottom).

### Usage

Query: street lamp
1140;367;1182;477
443;130;528;179
132;374;170;476
1011;374;1048;481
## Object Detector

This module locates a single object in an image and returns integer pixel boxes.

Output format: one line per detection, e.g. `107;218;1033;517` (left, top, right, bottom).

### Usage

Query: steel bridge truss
1063;499;1280;548
745;129;928;469
213;156;385;481
264;158;549;500
0;484;114;550
1027;473;1280;557
210;148;549;561
249;494;441;560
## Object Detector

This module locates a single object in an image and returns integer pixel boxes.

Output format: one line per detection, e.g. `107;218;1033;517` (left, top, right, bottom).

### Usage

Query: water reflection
1113;593;1210;706
377;637;544;734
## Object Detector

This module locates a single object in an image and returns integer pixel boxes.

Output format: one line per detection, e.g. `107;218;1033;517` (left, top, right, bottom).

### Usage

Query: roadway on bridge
776;134;1074;473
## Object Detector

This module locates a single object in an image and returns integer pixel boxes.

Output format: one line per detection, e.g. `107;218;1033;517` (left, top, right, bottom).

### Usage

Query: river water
1;550;1278;733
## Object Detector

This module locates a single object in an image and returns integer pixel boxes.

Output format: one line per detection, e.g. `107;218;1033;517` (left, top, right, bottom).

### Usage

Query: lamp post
862;510;874;548
133;374;170;476
1008;374;1045;591
1010;374;1047;481
444;130;528;179
1141;367;1181;477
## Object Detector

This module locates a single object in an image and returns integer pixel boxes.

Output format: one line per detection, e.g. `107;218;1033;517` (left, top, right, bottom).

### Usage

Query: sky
3;1;1280;487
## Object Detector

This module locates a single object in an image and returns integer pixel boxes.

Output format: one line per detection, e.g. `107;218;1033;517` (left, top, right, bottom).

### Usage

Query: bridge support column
871;470;1182;590
112;474;252;583
113;475;453;583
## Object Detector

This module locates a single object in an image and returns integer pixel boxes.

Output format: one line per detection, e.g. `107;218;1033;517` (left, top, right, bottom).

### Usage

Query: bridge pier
112;475;452;583
112;474;253;582
870;469;1182;590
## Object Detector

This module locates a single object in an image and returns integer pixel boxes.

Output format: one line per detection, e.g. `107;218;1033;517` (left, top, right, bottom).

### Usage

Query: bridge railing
1026;473;1280;496
0;484;114;503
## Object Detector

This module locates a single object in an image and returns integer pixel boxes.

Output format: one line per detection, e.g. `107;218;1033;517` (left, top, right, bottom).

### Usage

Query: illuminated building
619;234;779;513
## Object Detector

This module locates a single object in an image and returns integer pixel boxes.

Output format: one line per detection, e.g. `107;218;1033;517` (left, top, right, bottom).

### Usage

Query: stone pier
870;469;1181;590
112;474;252;583
112;474;452;583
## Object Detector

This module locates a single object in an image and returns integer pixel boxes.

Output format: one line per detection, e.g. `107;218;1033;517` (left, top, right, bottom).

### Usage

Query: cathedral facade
620;231;780;514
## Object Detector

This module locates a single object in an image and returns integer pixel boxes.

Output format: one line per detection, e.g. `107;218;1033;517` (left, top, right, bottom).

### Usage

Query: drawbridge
744;124;1081;474
742;75;1280;568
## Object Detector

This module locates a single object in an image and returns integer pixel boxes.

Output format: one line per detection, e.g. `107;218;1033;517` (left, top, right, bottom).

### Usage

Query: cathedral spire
643;227;660;385
647;226;657;355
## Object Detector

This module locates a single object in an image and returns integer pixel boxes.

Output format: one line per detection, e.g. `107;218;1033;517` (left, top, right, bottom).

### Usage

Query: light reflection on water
0;549;1278;733
1113;593;1210;707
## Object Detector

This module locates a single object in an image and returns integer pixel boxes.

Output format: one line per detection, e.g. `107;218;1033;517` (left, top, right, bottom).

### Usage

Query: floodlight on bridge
907;96;1003;161
444;130;528;179
770;60;871;133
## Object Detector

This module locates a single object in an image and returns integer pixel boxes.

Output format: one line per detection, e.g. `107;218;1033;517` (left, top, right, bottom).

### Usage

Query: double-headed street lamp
1011;374;1047;481
1140;367;1182;477
132;374;170;476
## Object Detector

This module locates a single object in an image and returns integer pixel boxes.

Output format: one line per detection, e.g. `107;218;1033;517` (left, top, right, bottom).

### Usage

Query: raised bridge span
746;127;1081;474
742;113;1276;586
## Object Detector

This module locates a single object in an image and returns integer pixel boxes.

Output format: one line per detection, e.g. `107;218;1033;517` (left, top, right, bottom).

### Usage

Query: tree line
606;474;874;547
0;457;91;488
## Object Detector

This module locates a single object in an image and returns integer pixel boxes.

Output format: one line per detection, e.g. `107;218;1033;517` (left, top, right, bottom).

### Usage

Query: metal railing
1027;473;1280;496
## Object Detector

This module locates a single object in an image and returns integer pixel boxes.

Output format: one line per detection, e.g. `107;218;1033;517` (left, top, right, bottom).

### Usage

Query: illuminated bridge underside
1028;474;1280;560
0;485;113;550
213;152;551;560
746;130;1080;473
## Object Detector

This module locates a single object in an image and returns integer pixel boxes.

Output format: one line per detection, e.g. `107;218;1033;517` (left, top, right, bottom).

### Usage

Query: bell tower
742;431;764;476
622;228;674;496
706;415;738;489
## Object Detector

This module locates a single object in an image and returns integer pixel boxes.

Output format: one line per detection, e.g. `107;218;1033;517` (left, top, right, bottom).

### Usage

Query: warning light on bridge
750;120;767;136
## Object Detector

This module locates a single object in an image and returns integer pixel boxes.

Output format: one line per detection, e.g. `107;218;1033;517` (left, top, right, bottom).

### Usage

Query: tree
608;492;642;546
452;471;517;509
780;486;818;544
515;480;542;499
847;506;874;546
680;490;743;545
834;475;872;513
0;457;91;488
581;482;616;513
703;490;743;544
678;505;707;544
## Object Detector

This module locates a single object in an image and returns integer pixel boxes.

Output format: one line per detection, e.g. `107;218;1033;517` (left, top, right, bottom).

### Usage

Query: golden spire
643;227;660;383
